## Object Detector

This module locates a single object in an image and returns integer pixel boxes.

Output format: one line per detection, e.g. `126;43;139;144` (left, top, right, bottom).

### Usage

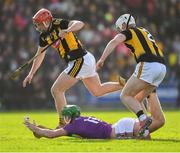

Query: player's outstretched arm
96;34;126;71
23;46;46;87
24;117;67;138
28;46;47;75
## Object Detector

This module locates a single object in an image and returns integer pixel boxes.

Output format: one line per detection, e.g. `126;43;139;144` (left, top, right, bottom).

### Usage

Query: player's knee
90;89;102;97
51;85;63;96
120;92;127;103
51;86;57;96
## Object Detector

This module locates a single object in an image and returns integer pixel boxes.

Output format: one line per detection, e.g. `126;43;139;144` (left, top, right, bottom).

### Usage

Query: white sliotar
24;116;30;121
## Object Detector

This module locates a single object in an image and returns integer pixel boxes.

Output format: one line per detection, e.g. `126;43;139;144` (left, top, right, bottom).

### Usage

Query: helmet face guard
33;22;45;32
61;116;72;124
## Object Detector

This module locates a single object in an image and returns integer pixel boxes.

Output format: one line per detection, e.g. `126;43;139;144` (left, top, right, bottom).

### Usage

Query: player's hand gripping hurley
10;37;61;80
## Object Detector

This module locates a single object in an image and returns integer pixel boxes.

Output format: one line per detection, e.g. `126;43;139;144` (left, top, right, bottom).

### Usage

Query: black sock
136;110;144;118
136;110;147;121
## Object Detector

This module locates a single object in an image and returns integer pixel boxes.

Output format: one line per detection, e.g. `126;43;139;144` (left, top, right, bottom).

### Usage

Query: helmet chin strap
43;21;52;32
126;14;132;29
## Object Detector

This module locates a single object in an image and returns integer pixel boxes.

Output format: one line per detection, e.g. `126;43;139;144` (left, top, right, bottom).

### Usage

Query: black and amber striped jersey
121;27;165;64
39;18;87;63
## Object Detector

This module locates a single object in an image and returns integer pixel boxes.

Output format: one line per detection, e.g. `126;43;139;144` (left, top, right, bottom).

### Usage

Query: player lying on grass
24;96;165;139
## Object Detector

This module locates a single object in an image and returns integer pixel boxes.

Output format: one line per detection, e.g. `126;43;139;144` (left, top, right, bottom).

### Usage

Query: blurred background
0;0;180;111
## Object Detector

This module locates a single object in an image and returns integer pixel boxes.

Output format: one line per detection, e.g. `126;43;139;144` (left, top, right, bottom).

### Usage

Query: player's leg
77;51;124;97
135;90;150;114
147;91;165;133
135;90;165;133
82;74;124;97
120;75;155;115
51;72;78;115
121;62;166;135
120;75;155;136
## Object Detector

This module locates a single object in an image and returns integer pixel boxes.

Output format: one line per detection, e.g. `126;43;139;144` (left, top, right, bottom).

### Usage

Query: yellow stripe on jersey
58;42;65;58
64;32;79;51
129;29;145;59
139;29;157;56
138;27;164;57
47;36;53;44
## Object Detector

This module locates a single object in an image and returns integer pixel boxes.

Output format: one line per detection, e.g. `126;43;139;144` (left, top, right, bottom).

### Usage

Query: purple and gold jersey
63;116;112;139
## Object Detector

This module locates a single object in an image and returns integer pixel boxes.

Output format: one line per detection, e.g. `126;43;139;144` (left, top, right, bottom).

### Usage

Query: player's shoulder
71;116;84;122
132;26;149;32
126;26;139;31
76;116;86;120
68;116;83;125
127;26;143;30
52;18;70;29
52;18;63;25
128;26;151;35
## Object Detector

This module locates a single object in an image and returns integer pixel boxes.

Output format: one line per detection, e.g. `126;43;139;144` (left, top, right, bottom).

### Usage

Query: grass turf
0;111;180;152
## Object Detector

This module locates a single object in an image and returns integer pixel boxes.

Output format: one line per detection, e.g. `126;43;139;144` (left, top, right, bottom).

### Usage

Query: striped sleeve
121;29;132;41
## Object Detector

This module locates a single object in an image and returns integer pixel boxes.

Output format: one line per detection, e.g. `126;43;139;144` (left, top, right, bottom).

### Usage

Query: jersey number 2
142;28;155;43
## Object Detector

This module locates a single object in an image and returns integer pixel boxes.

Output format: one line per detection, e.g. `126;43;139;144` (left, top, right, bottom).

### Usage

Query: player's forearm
100;40;117;61
33;128;59;138
67;21;84;33
100;34;126;62
29;51;45;75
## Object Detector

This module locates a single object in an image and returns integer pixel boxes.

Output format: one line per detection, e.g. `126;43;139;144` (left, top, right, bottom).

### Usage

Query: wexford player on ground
24;97;165;140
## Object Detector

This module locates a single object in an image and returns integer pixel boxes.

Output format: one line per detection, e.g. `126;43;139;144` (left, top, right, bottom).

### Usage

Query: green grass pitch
0;111;180;152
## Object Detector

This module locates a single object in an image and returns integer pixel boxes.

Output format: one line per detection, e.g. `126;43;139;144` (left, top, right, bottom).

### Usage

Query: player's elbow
78;21;85;29
112;34;125;45
110;38;119;47
73;20;85;29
